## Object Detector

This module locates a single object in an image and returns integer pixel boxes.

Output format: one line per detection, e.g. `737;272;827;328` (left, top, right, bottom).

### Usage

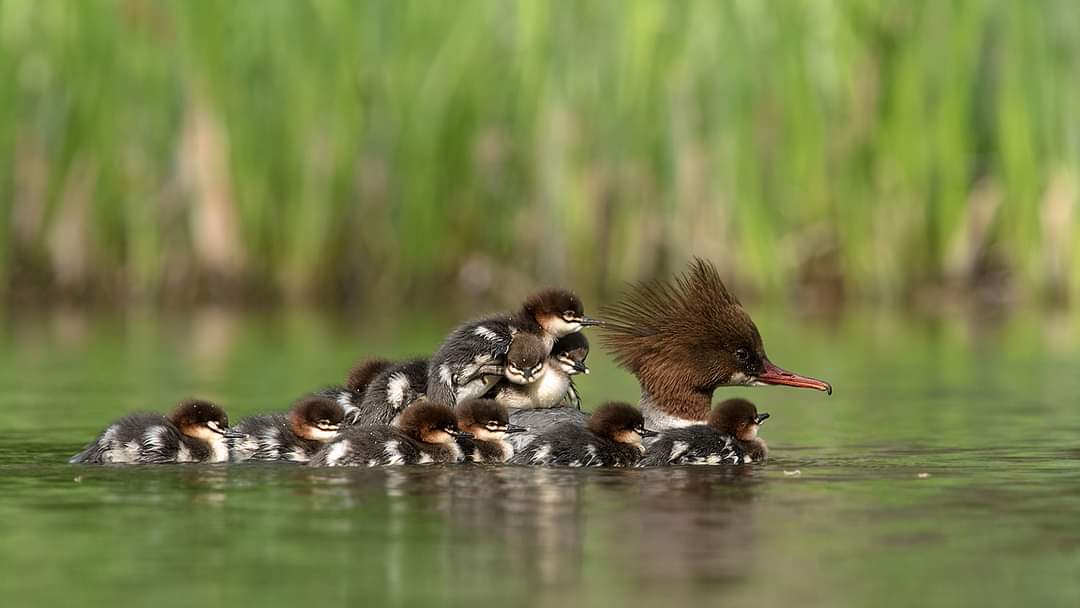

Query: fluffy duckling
69;399;240;464
490;332;590;410
454;399;527;463
509;402;656;467
309;402;471;467
230;396;346;463
640;398;769;466
355;357;430;426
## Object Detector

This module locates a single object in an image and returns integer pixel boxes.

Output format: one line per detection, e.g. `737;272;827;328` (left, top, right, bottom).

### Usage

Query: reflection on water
1;309;1080;607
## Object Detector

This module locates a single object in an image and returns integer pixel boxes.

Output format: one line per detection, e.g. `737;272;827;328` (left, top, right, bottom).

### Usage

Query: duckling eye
734;348;749;362
486;423;499;430
562;310;576;321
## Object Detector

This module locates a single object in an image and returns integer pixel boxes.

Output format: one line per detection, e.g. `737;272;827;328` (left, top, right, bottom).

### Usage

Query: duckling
69;399;240;464
309;402;471;466
352;357;430;426
640;398;769;466
454;399;527;463
490;332;590;410
314;358;393;425
427;289;601;406
509;402;656;467
230;396;346;463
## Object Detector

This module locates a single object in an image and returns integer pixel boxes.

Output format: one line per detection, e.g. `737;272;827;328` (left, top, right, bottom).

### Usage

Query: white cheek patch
729;371;753;386
546;318;581;337
308;427;340;442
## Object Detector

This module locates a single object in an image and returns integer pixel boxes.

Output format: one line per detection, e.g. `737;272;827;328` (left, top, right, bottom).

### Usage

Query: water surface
1;309;1078;607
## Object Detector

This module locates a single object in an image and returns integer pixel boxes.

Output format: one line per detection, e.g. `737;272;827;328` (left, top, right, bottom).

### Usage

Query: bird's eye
562;310;576;321
486;423;499;430
734;348;749;362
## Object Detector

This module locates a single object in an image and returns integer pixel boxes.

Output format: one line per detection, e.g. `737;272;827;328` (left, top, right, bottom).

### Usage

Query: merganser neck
639;387;712;430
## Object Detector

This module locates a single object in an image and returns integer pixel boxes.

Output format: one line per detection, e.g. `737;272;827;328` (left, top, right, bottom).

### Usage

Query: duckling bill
69;399;241;464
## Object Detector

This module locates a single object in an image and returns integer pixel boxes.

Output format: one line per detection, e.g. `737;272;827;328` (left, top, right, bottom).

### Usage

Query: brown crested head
552;332;590;374
168;399;238;438
520;289;602;337
345;358;393;394
600;258;831;405
504;332;547;384
398;402;471;444
289;396;345;440
708;398;770;441
586;402;656;444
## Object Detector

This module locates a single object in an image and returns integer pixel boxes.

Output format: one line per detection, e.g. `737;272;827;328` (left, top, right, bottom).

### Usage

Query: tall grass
1;0;1078;306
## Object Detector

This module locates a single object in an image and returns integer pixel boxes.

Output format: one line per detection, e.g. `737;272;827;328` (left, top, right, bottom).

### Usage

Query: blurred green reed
0;0;1078;305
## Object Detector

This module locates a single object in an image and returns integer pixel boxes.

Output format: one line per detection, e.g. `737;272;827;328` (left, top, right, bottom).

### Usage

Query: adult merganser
230;396;345;463
640;398;769;466
69;399;241;464
509;402;656;467
308;402;471;466
426;289;601;406
602;258;830;430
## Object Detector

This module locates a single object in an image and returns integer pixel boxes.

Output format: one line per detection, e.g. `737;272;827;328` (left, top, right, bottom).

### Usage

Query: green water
2;309;1079;607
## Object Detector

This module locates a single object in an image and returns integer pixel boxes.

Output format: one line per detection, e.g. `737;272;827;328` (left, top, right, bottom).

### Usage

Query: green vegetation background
1;0;1078;306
